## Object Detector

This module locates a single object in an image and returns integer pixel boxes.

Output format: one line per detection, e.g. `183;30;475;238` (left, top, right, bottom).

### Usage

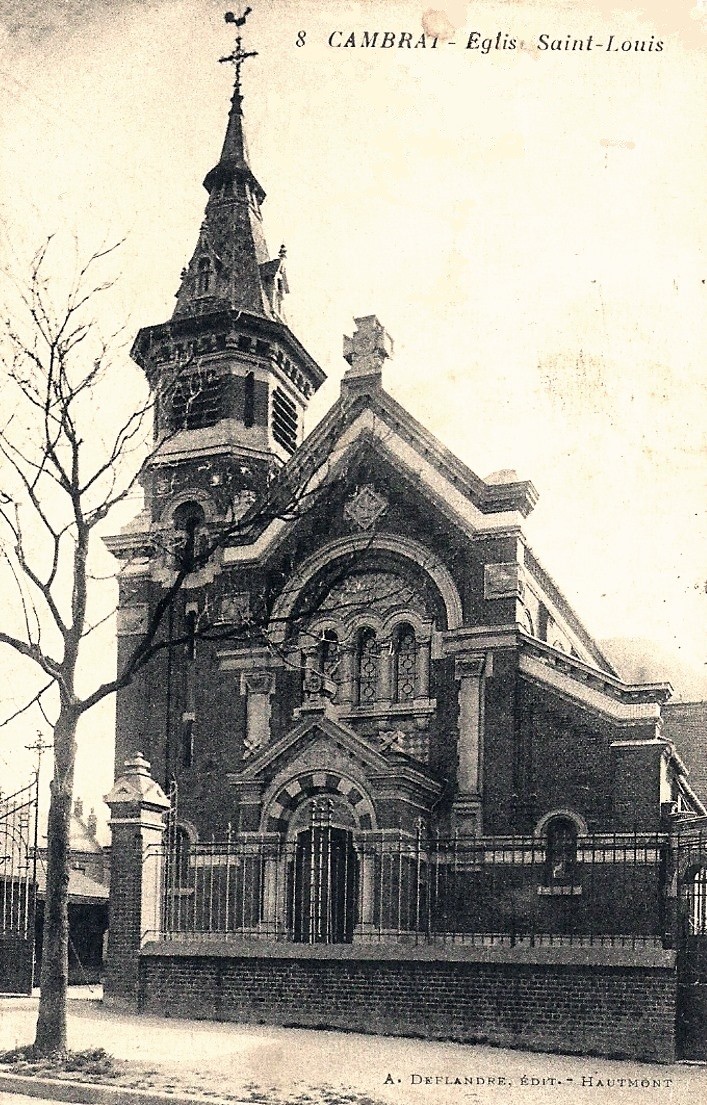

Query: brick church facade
104;22;707;1062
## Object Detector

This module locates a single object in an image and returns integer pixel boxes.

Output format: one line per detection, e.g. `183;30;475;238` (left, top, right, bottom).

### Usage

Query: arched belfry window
392;623;417;703
356;627;378;706
197;257;212;295
243;371;255;428
545;817;578;885
173;501;206;572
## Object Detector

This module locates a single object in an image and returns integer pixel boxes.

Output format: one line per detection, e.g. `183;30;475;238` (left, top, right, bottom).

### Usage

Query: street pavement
0;988;705;1105
0;1097;62;1104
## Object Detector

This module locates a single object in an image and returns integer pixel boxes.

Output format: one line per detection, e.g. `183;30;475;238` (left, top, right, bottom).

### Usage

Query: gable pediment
224;390;537;573
227;706;442;814
231;710;395;785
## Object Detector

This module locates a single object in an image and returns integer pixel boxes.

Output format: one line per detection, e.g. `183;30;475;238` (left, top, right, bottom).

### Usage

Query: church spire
204;8;259;191
172;9;283;321
131;8;325;478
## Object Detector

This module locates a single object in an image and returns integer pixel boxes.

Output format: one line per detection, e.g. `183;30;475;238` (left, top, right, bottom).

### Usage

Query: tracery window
392;623;417;703
356;628;378;706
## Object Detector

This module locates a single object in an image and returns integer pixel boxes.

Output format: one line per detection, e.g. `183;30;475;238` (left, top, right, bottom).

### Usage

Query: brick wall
104;831;143;1002
137;948;676;1063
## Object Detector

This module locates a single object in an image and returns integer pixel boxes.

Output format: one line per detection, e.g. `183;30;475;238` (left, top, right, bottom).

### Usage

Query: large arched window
356;628;378;706
392;623;417;703
545;817;578;885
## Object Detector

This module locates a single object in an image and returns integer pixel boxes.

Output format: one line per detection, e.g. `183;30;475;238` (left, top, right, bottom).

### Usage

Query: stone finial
104;752;170;812
342;315;393;389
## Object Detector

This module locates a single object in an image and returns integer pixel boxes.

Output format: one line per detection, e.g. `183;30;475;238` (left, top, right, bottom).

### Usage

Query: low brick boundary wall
136;941;677;1063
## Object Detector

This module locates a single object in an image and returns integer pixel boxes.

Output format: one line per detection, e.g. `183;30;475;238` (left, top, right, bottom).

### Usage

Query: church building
104;16;707;1062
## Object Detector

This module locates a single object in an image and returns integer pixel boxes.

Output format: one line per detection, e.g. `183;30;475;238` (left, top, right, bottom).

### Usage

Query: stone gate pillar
103;752;170;1006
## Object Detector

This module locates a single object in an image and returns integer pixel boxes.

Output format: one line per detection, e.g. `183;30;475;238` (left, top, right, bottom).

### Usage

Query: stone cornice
131;307;326;393
520;642;671;724
521;637;672;704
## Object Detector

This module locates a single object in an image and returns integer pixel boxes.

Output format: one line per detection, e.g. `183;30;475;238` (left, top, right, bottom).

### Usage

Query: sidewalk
0;988;705;1105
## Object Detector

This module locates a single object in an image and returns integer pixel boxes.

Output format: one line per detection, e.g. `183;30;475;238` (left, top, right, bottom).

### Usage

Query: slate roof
35;867;108;905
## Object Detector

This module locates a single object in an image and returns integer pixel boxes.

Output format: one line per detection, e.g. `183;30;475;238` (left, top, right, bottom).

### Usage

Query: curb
0;1071;255;1105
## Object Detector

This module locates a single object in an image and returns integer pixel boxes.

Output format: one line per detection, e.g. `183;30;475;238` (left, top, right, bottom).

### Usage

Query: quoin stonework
102;13;707;1064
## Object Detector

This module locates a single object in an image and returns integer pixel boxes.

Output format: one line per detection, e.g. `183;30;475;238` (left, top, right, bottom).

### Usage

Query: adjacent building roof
35;867;108;905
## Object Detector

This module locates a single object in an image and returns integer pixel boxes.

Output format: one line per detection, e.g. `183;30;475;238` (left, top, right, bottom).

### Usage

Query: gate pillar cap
104;751;170;812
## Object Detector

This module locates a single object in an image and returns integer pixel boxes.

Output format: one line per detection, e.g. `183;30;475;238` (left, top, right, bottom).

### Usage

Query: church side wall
514;679;664;833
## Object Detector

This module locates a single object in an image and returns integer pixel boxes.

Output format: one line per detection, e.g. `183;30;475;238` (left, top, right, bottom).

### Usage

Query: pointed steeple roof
172;25;285;323
202;88;264;201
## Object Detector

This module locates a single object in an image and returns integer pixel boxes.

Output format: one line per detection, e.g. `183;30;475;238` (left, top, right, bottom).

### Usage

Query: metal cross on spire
220;8;258;97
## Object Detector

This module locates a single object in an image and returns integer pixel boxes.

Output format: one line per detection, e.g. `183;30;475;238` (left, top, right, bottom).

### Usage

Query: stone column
453;654;491;835
379;637;393;701
103;753;170;1007
418;638;431;697
359;850;376;930
339;646;354;706
240;671;275;754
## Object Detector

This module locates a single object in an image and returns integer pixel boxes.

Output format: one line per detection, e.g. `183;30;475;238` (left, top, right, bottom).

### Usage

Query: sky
0;0;705;823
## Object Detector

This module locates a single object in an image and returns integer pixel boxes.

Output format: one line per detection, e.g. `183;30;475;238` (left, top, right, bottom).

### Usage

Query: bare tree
0;237;417;1054
0;239;309;1053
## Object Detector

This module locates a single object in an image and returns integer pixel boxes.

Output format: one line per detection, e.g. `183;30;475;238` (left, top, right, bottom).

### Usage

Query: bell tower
130;10;325;521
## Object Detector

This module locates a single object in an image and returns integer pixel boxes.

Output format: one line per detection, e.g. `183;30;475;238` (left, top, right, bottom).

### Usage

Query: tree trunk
33;710;77;1056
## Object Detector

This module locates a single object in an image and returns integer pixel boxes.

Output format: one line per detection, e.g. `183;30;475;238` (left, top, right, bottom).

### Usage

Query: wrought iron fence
0;778;38;943
674;824;707;937
148;819;671;949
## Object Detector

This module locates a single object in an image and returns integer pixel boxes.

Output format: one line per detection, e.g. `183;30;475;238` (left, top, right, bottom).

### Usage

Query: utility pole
25;732;53;788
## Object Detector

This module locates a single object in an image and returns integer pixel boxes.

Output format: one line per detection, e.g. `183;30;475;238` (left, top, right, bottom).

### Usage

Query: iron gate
675;825;707;1060
0;778;38;994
